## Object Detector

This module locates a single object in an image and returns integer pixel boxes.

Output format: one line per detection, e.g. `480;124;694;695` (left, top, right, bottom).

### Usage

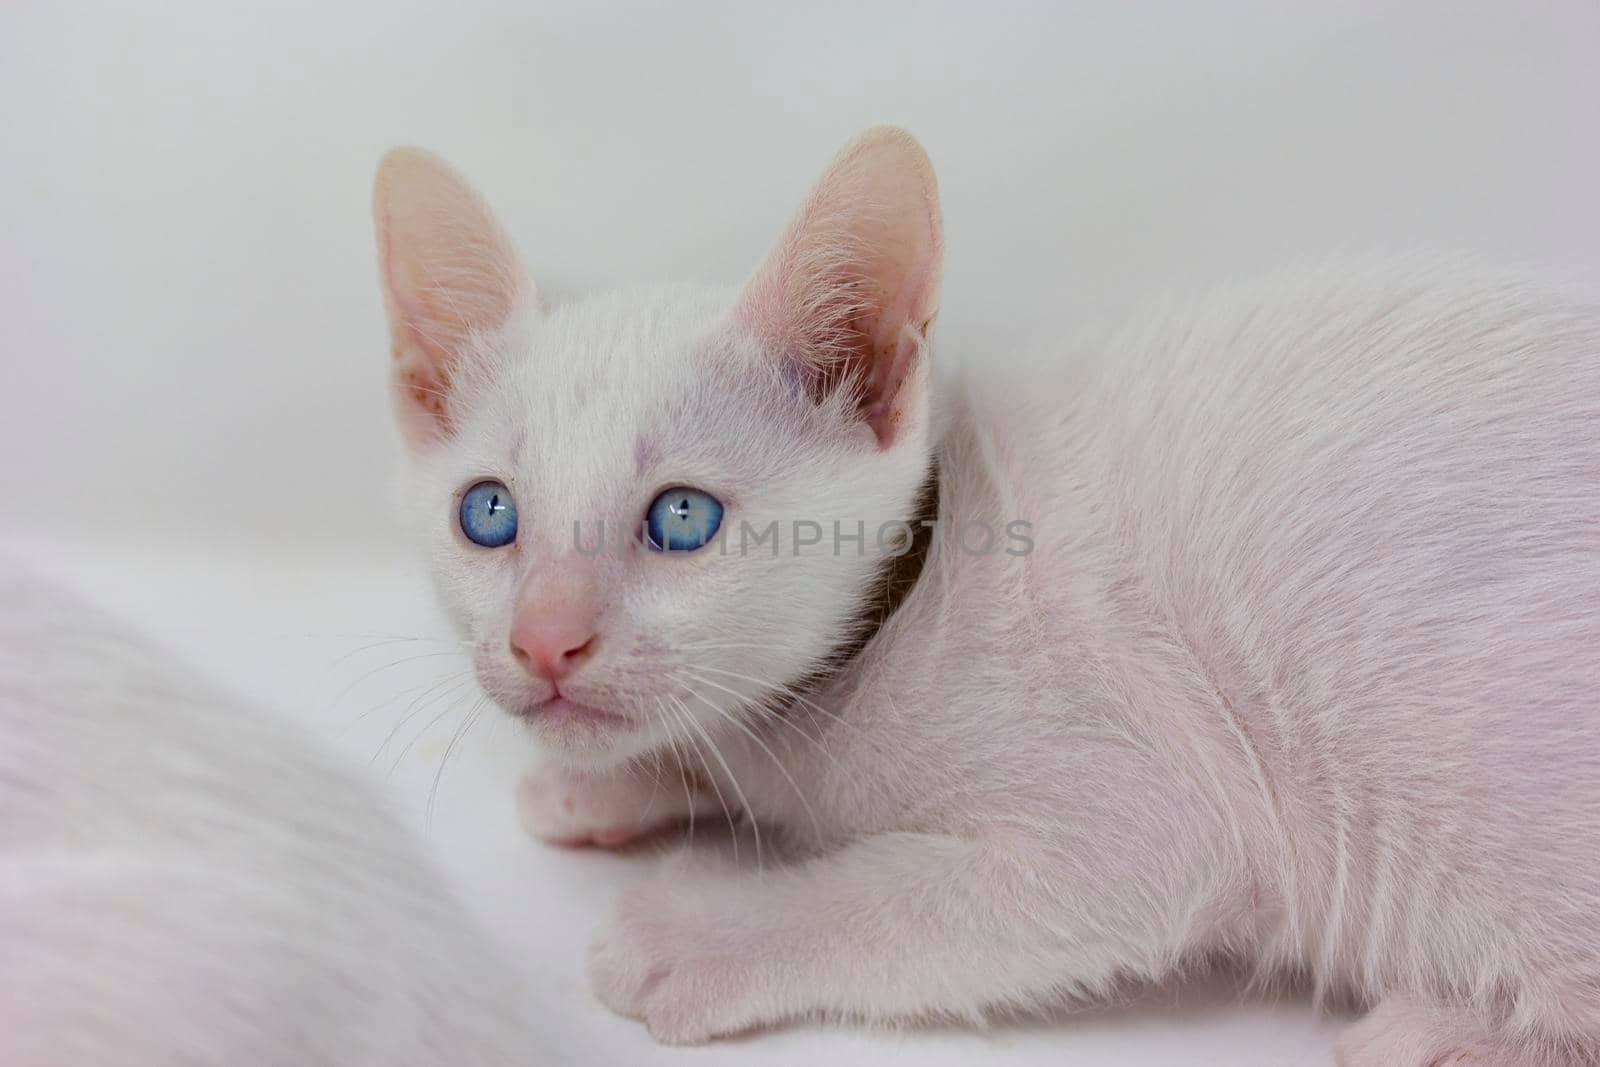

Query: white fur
378;130;1600;1064
0;567;550;1066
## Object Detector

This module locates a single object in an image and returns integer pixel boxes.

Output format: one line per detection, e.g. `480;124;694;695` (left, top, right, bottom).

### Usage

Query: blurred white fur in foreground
0;567;547;1066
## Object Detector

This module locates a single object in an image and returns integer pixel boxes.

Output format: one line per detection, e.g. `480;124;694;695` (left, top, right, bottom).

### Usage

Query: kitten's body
0;568;548;1066
651;261;1600;1062
373;131;1600;1064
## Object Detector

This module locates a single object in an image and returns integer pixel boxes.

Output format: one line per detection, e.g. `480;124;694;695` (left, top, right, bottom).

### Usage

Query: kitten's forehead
459;285;779;532
523;286;731;397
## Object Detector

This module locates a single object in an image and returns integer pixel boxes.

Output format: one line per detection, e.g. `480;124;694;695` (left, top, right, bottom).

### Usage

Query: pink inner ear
372;146;532;451
391;337;452;441
859;323;926;444
804;295;932;449
760;269;935;451
379;216;468;446
734;128;943;451
859;236;940;441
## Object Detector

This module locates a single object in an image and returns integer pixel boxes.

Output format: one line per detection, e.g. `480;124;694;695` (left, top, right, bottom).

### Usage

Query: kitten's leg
589;830;1215;1044
1336;996;1489;1066
517;761;722;848
1337;994;1590;1067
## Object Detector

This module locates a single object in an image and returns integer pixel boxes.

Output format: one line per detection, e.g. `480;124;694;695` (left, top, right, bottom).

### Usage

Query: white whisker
328;649;470;711
387;681;478;777
683;662;854;769
678;671;825;844
673;644;858;730
426;696;486;827
669;692;760;870
370;672;474;764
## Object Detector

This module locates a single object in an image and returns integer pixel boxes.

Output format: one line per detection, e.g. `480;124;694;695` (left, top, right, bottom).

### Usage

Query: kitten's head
371;128;942;768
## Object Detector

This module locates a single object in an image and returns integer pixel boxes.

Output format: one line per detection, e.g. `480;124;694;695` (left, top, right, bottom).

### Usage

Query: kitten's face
408;290;927;765
374;129;942;768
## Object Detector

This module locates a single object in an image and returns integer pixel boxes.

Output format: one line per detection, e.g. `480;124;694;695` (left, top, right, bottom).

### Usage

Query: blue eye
645;487;723;552
459;480;518;548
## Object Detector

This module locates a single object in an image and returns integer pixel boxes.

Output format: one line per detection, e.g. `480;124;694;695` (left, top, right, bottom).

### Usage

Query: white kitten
0;566;553;1066
373;128;1600;1064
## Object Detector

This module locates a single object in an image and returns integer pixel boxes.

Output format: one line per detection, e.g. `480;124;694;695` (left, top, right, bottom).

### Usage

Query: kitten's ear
372;148;533;450
735;126;942;450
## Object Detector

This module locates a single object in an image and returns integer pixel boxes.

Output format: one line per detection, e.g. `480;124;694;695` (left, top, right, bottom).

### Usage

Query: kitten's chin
505;696;655;769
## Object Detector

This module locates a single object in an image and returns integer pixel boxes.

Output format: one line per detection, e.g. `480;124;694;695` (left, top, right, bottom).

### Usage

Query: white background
2;3;1597;1064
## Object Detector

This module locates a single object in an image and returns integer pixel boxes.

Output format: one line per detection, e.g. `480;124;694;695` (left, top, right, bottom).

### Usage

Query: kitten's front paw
517;765;685;848
1335;995;1495;1066
588;876;777;1044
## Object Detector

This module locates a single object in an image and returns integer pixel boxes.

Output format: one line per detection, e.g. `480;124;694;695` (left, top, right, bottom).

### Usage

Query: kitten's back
1014;258;1600;1011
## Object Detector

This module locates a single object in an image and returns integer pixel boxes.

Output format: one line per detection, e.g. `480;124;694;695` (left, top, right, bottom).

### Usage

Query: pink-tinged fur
373;128;1600;1062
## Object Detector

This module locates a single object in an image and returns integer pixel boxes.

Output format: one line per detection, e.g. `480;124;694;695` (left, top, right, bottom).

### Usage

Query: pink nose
510;613;596;683
508;567;601;685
